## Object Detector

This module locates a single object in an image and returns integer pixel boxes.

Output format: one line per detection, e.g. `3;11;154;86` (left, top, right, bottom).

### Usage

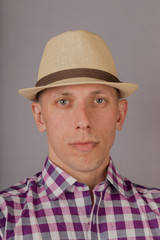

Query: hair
36;89;46;103
115;89;120;100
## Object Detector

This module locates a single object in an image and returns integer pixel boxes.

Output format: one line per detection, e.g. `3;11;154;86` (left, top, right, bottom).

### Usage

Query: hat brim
18;77;139;101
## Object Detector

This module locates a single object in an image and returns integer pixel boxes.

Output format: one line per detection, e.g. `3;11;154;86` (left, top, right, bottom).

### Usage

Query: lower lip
70;142;98;151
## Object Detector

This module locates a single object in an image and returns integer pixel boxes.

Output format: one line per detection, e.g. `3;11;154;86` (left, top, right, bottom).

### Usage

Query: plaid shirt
0;157;160;240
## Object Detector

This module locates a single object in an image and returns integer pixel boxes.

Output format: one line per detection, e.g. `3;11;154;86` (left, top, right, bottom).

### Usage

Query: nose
74;103;91;130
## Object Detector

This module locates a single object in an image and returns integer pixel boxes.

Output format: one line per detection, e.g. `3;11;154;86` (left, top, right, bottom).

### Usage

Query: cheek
97;110;118;128
45;114;71;142
96;111;118;141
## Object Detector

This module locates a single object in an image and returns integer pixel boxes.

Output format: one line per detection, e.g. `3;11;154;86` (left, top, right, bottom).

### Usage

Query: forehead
39;84;118;99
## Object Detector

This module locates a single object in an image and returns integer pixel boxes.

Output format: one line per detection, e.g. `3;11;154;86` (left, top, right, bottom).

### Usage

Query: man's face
32;84;127;177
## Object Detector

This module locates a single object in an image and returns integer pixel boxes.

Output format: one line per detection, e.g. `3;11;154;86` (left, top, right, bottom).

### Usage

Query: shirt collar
42;158;78;200
42;157;130;200
107;158;130;199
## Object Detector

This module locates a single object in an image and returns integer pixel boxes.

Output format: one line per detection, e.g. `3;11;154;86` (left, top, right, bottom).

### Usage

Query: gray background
0;0;160;190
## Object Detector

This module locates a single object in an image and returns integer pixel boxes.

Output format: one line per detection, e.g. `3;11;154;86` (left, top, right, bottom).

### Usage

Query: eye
58;99;68;105
95;98;105;104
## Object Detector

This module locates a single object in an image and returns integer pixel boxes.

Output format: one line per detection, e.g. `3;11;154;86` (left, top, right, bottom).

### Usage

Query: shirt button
86;217;90;223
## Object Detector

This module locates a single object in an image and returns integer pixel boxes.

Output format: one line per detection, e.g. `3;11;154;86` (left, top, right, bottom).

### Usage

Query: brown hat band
35;68;121;87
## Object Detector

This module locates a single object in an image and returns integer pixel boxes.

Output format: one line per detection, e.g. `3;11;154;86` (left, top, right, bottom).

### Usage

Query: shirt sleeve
0;197;7;239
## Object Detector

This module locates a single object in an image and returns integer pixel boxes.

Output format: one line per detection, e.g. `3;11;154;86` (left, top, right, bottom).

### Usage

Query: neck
73;167;108;190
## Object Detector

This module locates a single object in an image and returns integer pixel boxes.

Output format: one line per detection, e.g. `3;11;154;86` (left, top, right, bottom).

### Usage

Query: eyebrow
50;87;114;100
89;90;105;95
57;90;106;96
56;92;73;96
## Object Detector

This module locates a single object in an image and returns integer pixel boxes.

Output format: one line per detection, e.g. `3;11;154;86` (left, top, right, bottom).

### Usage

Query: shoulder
125;178;160;215
0;172;42;197
0;171;43;210
130;180;160;200
0;172;43;237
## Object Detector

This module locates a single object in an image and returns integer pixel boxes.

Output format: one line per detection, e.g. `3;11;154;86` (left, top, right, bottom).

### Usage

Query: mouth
70;141;99;151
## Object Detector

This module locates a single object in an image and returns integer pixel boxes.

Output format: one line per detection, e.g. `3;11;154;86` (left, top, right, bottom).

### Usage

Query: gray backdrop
1;0;160;190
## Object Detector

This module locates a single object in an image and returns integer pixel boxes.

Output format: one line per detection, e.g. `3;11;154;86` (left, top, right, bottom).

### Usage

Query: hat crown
18;30;139;101
38;30;117;81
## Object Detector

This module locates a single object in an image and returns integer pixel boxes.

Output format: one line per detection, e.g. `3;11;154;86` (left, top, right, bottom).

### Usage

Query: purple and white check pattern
0;157;160;239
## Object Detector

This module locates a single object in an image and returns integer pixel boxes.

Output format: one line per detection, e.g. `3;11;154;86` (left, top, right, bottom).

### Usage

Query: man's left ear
116;99;128;130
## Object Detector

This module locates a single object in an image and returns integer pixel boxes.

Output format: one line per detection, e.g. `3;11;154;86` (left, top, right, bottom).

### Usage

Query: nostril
76;124;90;130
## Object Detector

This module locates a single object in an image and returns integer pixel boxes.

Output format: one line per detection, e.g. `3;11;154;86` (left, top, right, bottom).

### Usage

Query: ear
31;102;46;132
116;99;128;130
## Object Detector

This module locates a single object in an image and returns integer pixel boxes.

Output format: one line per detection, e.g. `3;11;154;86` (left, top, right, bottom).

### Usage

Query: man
0;30;159;239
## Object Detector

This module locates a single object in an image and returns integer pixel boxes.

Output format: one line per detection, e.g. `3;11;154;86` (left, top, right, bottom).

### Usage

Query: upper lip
70;141;98;145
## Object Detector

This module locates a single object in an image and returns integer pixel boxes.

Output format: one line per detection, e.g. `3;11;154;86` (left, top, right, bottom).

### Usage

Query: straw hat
18;30;138;101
